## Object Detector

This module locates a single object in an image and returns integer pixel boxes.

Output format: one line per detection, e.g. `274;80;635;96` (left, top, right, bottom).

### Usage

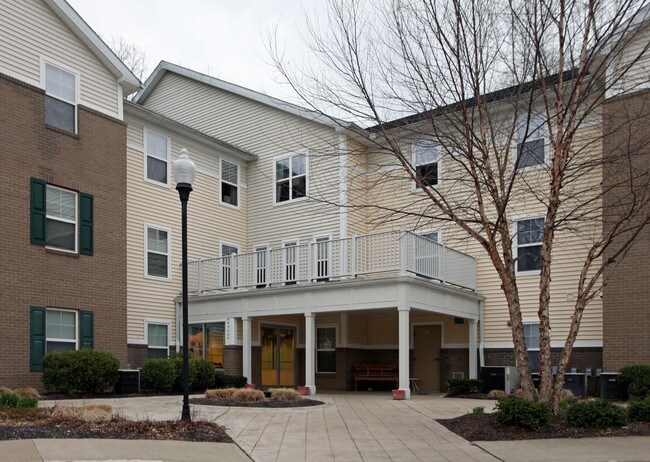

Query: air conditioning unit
452;371;464;379
480;366;520;395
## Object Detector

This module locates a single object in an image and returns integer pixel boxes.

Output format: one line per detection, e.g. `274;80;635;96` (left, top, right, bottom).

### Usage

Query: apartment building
0;0;139;387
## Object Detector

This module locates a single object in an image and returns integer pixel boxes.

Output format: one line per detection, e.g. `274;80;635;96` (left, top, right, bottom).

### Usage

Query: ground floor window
147;322;169;359
316;327;336;373
189;322;225;368
524;322;540;372
46;308;77;352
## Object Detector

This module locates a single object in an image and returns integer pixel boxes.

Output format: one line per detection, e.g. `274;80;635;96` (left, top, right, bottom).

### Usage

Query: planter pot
298;386;310;395
392;389;405;400
244;384;256;389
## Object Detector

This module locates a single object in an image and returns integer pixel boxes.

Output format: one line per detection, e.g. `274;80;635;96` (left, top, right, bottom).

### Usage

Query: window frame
220;158;240;209
316;325;337;374
144;224;172;281
45;308;78;353
523;321;541;351
41;57;79;133
220;241;240;288
513;215;545;276
45;184;78;254
145;320;170;359
514;113;547;171
412;140;442;190
143;128;171;188
273;152;309;205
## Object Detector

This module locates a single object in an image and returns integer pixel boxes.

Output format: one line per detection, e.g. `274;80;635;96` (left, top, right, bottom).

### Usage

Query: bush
13;387;40;398
205;388;237;400
141;359;177;392
487;389;506;399
629;396;650;422
494;397;552;430
233;389;265;402
472;406;485;414
42;350;119;394
566;399;628;429
191;359;216;391
447;379;484;395
269;388;303;402
0;392;37;408
214;374;247;389
16;397;38;408
618;365;650;400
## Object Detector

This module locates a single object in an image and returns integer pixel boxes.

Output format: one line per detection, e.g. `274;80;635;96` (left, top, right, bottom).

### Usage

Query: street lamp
172;148;196;421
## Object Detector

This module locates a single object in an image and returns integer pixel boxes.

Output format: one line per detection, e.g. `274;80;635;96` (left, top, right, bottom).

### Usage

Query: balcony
188;230;476;294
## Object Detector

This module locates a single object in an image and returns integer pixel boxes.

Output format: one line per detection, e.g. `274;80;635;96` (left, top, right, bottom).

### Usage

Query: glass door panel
189;325;204;360
279;329;295;386
261;327;278;386
206;323;225;368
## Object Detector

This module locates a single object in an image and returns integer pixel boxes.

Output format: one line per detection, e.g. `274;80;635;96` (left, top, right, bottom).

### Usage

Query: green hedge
140;358;216;393
447;378;483;395
494;397;552;430
42;350;119;394
0;392;38;408
629;396;650;422
618;365;650;400
566;399;628;429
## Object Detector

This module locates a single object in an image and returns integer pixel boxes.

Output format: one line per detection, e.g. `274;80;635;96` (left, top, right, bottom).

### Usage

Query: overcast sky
67;0;322;101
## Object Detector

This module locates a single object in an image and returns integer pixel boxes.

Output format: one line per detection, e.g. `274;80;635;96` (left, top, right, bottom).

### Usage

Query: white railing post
310;242;316;281
398;227;407;275
440;244;447;283
198;258;204;293
265;247;271;285
351;234;357;278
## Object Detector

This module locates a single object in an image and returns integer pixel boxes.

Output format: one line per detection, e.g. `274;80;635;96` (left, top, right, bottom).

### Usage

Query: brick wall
602;89;650;371
127;344;148;369
0;74;128;389
223;345;243;376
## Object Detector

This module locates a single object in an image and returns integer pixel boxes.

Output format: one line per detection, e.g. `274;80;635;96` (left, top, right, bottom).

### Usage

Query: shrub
447;379;483;395
560;389;575;400
269;388;303;402
232;389;265;402
494;397;552;430
205;388;237;400
171;358;216;392
629;396;650;422
566;399;628;429
214;374;248;389
0;392;19;407
42;350;119;395
618;365;650;400
141;359;177;392
0;387;13;394
13;387;40;398
487;389;506;399
472;406;485;414
16;397;38;408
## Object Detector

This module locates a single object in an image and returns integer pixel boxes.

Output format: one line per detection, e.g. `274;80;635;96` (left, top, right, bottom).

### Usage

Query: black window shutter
79;310;94;349
30;178;47;245
79;193;93;256
30;306;46;371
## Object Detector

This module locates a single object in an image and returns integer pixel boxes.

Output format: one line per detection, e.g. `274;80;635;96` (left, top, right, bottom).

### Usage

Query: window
145;130;169;185
221;243;239;287
516;113;546;169
147;323;169;359
317;327;336;373
221;160;239;206
30;307;93;371
189;322;225;368
275;154;307;203
414;141;440;187
44;62;77;132
146;226;170;279
524;322;540;372
515;217;544;273
45;185;77;252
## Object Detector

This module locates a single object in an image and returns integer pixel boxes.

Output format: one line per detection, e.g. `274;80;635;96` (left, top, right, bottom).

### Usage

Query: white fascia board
44;0;142;94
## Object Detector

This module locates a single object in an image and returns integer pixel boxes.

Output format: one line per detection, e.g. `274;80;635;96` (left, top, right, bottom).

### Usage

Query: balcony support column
305;312;316;395
398;306;411;399
469;318;478;379
242;316;252;385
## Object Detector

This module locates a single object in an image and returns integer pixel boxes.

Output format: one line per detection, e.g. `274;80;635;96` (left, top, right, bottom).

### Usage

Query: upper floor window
515;217;544;273
275;154;307;203
44;62;77;133
221;160;239;207
146;225;170;279
45;185;77;253
516;113;546;169
145;130;170;186
414;141;440;187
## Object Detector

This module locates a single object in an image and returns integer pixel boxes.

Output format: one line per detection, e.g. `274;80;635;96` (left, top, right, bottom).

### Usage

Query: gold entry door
413;325;442;392
261;327;295;387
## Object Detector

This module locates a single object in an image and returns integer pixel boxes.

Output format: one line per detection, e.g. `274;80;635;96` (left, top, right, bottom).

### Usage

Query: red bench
353;364;398;391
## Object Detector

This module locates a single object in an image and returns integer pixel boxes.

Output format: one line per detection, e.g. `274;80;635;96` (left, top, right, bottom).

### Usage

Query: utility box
600;373;627;401
563;373;587;397
115;369;140;395
481;366;520;395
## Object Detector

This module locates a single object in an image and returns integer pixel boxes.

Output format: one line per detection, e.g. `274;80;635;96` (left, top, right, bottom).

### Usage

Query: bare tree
270;0;650;410
107;35;150;82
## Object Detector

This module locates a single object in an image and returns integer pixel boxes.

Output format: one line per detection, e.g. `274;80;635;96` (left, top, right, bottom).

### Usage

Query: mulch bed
0;408;231;442
189;397;324;408
438;413;650;441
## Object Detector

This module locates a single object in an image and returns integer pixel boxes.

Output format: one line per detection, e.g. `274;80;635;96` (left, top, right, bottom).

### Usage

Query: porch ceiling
184;274;483;323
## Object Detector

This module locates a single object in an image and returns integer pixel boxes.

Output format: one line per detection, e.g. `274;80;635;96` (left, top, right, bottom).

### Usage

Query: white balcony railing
188;230;476;293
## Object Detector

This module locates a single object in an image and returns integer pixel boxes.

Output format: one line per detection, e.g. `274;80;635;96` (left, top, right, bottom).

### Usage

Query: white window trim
44;184;78;254
40;56;80;133
220;158;241;210
412;141;442;191
144;223;172;281
316;324;337;374
45;308;78;352
513;214;545;276
523;320;541;351
513;113;548;172
145;319;171;356
272;152;309;206
143;128;171;188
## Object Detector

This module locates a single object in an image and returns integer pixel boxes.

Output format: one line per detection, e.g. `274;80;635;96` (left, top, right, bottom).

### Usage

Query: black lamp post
172;148;196;421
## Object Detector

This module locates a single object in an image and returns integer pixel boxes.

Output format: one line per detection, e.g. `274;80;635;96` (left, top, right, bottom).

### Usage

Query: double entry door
261;326;295;387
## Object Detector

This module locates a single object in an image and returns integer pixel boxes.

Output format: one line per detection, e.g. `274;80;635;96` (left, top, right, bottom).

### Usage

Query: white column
225;318;238;346
305;312;316;395
469;319;478;379
242;316;252;384
398;306;411;399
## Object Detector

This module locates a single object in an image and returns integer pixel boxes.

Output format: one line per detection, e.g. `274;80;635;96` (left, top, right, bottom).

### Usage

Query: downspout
479;299;485;367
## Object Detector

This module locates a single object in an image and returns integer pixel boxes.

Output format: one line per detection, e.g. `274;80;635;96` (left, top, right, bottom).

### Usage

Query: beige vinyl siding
0;0;120;117
608;25;650;97
346;139;370;236
142;73;341;250
126;120;248;342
